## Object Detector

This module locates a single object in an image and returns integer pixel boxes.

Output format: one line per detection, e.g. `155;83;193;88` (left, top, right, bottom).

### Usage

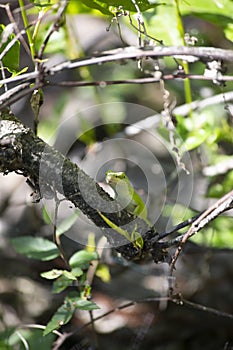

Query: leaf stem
18;0;35;59
174;0;192;107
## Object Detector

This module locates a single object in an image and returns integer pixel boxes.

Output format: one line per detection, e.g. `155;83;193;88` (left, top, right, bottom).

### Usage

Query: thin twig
16;323;63;337
170;189;233;273
174;91;233;116
2;73;233;110
48;74;233;87
1;70;233;89
0;26;26;63
54;294;233;348
156;212;201;240
53;191;70;268
37;0;68;59
4;3;31;56
177;296;233;320
15;331;29;350
0;46;233;87
160;78;189;173
0;82;43;110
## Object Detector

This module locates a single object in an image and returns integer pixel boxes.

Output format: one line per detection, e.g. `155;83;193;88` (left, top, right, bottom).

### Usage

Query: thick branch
0;110;152;260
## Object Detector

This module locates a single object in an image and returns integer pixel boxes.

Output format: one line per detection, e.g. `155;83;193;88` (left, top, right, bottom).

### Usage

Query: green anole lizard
106;171;151;226
98;171;151;250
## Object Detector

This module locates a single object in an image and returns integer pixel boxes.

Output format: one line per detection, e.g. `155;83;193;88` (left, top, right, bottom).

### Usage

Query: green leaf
208;170;233;198
80;0;112;15
42;205;52;225
71;267;84;277
0;328;16;350
43;300;76;335
0;340;13;350
0;327;55;349
180;0;233;42
11;66;28;78
72;297;99;310
225;23;233;42
10;236;59;261
43;292;99;335
41;269;77;280
92;0;163;12
0;24;20;73
67;292;100;311
182;128;211;151
131;230;144;249
56;210;80;237
29;0;55;8
180;0;233;19
67;1;94;14
52;274;75;293
78;0;163;15
41;269;64;279
63;270;78;280
96;264;111;282
145;0;184;46
43;27;67;55
69;250;99;269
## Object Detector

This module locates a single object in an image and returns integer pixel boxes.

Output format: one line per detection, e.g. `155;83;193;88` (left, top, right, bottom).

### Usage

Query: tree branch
0;110;153;261
1;45;233;109
49;46;233;75
170;189;233;271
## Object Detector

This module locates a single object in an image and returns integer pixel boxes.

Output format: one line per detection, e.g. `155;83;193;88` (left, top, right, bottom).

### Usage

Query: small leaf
96;264;111;283
67;292;100;311
225;23;233;42
182;129;210;151
69;250;98;269
81;0;164;14
131;230;144;249
41;269;77;280
63;270;77;280
52;274;75;293
11;66;28;77
80;0;112;15
73;298;99;310
0;24;20;73
10;236;59;261
43;292;99;335
43;301;75;335
71;267;84;277
41;269;64;280
42;205;52;224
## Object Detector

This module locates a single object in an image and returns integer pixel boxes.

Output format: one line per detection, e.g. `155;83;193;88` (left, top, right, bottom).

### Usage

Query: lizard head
105;171;127;186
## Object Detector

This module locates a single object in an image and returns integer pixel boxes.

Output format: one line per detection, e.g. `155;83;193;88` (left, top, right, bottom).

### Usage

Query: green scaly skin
98;171;151;250
106;171;151;226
